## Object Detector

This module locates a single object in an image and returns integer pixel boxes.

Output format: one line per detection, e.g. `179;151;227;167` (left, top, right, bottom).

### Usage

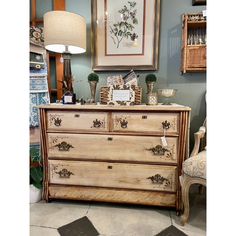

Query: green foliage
30;166;43;189
145;74;157;82
88;73;99;82
110;1;139;48
30;145;43;189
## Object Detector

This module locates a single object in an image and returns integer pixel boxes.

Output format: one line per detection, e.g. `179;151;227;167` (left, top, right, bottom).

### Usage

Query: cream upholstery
180;122;206;225
183;150;206;179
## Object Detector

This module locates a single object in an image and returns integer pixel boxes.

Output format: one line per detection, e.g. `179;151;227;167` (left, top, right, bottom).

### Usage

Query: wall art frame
192;0;206;6
91;0;160;71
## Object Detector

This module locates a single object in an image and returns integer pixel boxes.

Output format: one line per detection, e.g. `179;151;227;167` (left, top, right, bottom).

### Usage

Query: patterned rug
155;225;187;236
57;216;99;236
57;216;187;236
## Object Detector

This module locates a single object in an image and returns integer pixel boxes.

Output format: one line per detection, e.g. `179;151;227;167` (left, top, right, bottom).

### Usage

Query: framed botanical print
91;0;160;71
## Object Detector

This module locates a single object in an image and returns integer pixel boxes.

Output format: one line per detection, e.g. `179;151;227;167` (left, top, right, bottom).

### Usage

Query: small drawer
49;160;177;192
47;133;178;164
111;112;179;134
46;110;108;131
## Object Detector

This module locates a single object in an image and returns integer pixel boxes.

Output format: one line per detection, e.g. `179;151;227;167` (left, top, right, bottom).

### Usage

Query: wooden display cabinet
30;0;65;102
181;13;206;73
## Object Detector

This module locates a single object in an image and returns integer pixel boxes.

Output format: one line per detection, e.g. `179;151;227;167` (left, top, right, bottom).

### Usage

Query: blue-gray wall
32;0;206;146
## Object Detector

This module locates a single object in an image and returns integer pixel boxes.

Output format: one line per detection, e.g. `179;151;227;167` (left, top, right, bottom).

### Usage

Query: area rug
57;216;99;236
155;225;187;236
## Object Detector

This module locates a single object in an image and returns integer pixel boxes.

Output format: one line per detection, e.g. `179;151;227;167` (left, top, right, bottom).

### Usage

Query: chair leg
199;185;204;194
180;176;192;225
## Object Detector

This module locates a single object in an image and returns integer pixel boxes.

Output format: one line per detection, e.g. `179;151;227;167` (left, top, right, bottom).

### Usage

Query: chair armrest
190;126;206;157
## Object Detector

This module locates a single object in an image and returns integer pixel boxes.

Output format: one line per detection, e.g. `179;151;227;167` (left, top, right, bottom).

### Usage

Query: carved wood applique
49;113;63;127
54;141;74;151
146;144;175;160
51;164;74;178
55;168;74;178
147;174;171;188
49;136;74;152
114;116;129;129
161;118;177;131
91;118;106;129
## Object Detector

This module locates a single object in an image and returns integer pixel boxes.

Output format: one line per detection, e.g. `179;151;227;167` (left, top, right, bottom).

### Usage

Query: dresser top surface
39;103;191;111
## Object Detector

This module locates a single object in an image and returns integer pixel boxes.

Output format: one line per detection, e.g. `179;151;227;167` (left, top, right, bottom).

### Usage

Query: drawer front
47;133;178;164
112;112;179;134
46;110;108;131
49;160;177;192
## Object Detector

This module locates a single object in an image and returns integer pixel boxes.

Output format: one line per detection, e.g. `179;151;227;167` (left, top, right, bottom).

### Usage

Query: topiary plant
88;73;99;82
145;74;157;83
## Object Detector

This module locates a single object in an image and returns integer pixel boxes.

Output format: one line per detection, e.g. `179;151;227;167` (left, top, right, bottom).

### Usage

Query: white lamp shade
43;11;86;54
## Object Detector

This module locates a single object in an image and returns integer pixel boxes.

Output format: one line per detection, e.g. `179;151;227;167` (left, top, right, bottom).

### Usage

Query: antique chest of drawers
39;104;191;213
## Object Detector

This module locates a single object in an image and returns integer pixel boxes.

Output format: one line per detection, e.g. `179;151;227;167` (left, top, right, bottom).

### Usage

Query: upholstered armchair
179;122;206;225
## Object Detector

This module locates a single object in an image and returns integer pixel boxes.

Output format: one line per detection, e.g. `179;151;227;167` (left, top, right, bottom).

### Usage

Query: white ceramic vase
30;184;42;203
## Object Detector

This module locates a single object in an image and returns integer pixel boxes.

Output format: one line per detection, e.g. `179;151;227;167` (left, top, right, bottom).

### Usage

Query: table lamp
43;10;86;103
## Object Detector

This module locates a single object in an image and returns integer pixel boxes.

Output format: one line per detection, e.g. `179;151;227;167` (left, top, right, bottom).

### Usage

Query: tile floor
30;186;206;236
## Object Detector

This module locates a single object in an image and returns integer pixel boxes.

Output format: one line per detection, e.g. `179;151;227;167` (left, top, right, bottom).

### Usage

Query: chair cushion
183;150;206;179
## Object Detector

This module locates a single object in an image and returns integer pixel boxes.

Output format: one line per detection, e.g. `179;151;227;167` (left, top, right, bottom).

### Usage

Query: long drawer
112;112;179;134
46;110;108;131
48;186;176;207
47;133;178;164
49;160;177;192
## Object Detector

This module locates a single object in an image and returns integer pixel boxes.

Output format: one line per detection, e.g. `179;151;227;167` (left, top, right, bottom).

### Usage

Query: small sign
161;136;168;147
112;90;131;101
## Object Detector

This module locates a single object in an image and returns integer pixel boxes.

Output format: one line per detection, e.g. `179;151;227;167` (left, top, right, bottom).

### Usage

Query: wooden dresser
39;104;191;213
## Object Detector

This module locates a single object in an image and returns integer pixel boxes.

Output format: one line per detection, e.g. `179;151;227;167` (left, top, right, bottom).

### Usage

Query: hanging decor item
91;0;161;71
87;73;99;103
30;52;45;70
30;26;44;47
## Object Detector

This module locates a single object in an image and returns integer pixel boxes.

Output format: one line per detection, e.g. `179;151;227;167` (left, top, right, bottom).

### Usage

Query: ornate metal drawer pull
55;168;74;178
107;137;113;141
107;165;113;169
120;119;128;129
54;118;62;126
147;174;170;187
162;120;171;130
92;119;102;128
142;115;147;119
54;141;74;151
74;114;80;118
146;145;170;156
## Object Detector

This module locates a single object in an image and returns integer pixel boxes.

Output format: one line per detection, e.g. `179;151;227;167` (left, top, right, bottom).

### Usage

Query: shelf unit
181;13;207;73
30;0;65;102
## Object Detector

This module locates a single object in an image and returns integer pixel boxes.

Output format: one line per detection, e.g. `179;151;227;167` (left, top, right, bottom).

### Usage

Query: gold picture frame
192;0;206;6
91;0;161;71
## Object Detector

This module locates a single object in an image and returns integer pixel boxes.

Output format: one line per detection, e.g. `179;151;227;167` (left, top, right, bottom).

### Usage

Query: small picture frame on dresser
100;85;142;106
62;91;76;104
